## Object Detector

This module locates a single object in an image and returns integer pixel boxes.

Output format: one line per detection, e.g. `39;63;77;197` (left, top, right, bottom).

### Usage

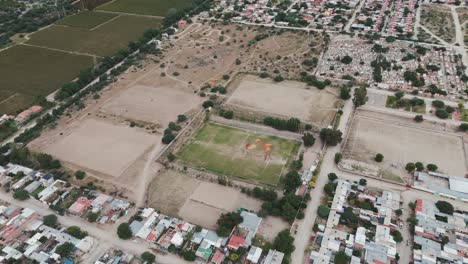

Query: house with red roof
227;235;245;251
68;197;91;215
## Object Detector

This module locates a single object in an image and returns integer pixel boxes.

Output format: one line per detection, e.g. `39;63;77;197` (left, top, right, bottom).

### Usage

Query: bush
87;212;99;222
435;201;454;215
415;162;424;171
374;153;384;162
340;55;353;64
75;170;86;180
432;100;445;108
328;173;338;182
259;72;269;78
222;74;230;80
162;133;176;144
302;133;315;147
414;115;423;122
273;75;284;82
460;123;468;131
435;109;449;119
340;86;351;100
427;163;438;171
202;100;214;108
359;178;367;186
334;152;342;164
177;114;187;122
67;226;87;239
117;223;133;239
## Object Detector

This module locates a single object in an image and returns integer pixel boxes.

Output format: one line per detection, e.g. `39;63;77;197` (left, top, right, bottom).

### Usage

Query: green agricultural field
97;0;192;16
27;15;162;57
178;123;300;186
55;11;118;29
0;45;94;114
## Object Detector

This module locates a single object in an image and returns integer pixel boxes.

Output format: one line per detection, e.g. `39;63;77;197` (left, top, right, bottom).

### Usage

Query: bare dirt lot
147;169;262;229
343;112;467;177
42;118;159;177
225;74;340;127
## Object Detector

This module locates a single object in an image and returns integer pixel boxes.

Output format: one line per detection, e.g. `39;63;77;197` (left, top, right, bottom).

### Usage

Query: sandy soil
257;216;289;242
344;114;467;176
226;74;339;126
43;118;160;176
100;84;201;125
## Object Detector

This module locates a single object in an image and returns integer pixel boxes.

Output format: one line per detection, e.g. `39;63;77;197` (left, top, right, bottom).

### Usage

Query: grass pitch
97;0;192;16
0;45;94;114
27;15;162;56
55;11;118;29
178;123;300;186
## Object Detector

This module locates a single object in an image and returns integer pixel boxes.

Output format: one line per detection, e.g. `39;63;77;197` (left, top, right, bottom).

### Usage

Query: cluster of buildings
317;38;467;97
0;105;43;126
310;179;404;263
213;0;357;30
0;163;130;225
94;248;135;264
130;208;285;264
412;199;468;263
352;0;418;34
414;171;468;202
0;203;93;263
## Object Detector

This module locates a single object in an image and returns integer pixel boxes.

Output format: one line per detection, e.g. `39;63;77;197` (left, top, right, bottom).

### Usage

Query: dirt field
100;84;202;125
420;4;455;44
147;170;262;229
41;118;160;176
177;123;300;186
343;113;467;176
225;74;340;127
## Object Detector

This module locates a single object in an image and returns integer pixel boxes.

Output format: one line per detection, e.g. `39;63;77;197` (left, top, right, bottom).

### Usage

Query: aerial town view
0;0;467;263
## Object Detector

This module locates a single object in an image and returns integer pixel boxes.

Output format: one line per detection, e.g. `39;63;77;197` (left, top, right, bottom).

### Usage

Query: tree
273;75;284;82
390;229;403;242
202;100;214;108
284;171;302;193
216;212;243;237
427;163;438;172
395;209;403;216
87;212;99;222
324;182;337;197
141;252;156;263
435;201;454;215
435;109;448;119
317;205;330;218
273;230;295;256
302;133;315;147
359;178;367;186
75;170;86;180
43;214;58;228
334;152;343;164
328;173;338;182
432;100;445;108
13;189;29;201
395;91;404;100
334;251;350;264
374;153;384;162
117;223;133;239
67;226;87;239
320;128;343;146
414;115;423;122
353;86;368;108
460;123;468;132
413;162;422;172
340;55;353;64
177;114;187;122
405;162;416;172
340;86;351;100
55;242;74;258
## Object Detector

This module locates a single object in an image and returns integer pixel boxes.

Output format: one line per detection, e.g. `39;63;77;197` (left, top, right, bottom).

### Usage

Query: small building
68;197;91;215
263;250;284;264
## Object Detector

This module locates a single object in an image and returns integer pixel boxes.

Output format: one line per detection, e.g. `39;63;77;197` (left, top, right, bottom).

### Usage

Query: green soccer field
97;0;192;17
27;14;162;57
0;45;94;115
55;11;118;29
177;123;300;186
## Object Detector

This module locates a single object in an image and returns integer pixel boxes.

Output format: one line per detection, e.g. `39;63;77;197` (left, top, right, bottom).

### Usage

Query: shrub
459;123;468;131
334;153;343;164
405;162;416;172
415;162;424;171
302;133;315;147
75;170;86;180
273;75;284;82
435;109;448;119
177;114;187;122
13;189;29;200
432;100;445;108
427;163;438;171
202;100;214;108
414;115;423;122
328;173;338;182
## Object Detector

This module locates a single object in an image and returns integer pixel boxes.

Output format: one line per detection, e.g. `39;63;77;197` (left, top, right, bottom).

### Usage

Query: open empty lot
41;118;160;177
147;170;262;230
97;0;192;16
0;45;93;114
100;84;201;125
27;14;162;57
343;113;467;176
177;123;300;186
226;75;339;127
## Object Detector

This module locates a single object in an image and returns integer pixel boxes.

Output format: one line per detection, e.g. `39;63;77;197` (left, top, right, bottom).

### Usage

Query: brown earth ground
225;74;340;127
342;110;468;179
147;169;288;240
28;22;325;207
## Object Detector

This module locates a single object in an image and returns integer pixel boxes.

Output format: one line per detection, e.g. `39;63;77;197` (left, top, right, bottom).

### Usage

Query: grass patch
0;45;94;114
27;15;162;56
97;0;192;16
55;11;118;29
178;123;300;186
382;170;405;184
385;95;426;114
385;96;397;108
461;108;468;122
